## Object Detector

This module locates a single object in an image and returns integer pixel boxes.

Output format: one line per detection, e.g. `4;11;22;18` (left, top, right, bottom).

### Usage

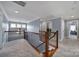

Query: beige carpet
0;39;40;57
0;39;79;57
53;39;79;57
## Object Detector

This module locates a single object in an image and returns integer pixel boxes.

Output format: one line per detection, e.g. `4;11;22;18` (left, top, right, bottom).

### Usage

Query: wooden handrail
39;31;55;33
24;31;39;35
4;31;23;32
36;42;44;48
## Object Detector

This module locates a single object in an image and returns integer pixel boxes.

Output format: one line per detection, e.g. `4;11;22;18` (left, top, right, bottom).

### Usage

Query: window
10;23;26;28
22;24;26;28
17;24;21;28
10;23;16;28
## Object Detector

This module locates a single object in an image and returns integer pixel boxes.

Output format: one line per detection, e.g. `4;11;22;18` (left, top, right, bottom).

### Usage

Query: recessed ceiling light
14;10;19;13
71;16;74;17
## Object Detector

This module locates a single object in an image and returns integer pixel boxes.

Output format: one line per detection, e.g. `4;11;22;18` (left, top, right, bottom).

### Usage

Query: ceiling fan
13;1;26;7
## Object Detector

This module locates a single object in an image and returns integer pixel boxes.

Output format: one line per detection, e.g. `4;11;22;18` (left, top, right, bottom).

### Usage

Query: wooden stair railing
24;30;58;57
43;31;58;57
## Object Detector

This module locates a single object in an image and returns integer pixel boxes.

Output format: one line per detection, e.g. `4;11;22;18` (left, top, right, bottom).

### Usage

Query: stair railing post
56;31;58;48
23;30;25;39
44;31;49;57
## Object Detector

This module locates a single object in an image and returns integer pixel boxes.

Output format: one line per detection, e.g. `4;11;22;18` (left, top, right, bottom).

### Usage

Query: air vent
13;1;26;7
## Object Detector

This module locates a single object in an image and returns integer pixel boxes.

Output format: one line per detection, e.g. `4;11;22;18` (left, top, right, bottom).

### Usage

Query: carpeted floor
0;39;79;57
53;39;79;57
0;39;40;57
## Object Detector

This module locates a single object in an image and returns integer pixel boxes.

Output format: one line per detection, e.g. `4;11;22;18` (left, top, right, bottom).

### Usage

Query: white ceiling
1;1;79;23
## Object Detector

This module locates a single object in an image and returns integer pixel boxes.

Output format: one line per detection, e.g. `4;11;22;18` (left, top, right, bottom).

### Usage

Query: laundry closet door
67;20;78;39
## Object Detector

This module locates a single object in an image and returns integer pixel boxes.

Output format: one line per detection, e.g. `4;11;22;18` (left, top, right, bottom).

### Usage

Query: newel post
56;31;58;48
44;31;49;57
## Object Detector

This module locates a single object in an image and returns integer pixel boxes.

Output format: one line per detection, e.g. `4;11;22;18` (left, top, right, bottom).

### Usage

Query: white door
69;20;78;39
69;24;77;39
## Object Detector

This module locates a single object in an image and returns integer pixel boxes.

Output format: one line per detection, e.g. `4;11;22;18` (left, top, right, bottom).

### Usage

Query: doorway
65;20;78;40
69;24;77;39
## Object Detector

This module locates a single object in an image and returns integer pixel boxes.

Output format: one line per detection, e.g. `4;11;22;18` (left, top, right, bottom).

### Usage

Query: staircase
24;31;58;57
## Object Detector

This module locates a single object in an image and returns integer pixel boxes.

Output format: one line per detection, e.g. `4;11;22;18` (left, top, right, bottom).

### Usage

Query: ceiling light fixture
71;16;74;18
15;11;19;13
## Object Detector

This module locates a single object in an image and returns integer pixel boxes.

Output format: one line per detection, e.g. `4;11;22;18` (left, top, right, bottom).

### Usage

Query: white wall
61;18;65;41
51;18;61;40
27;19;41;33
0;3;9;48
0;11;3;48
27;25;39;33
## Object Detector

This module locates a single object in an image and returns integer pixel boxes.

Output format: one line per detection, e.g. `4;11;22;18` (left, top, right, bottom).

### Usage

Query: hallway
0;1;79;57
